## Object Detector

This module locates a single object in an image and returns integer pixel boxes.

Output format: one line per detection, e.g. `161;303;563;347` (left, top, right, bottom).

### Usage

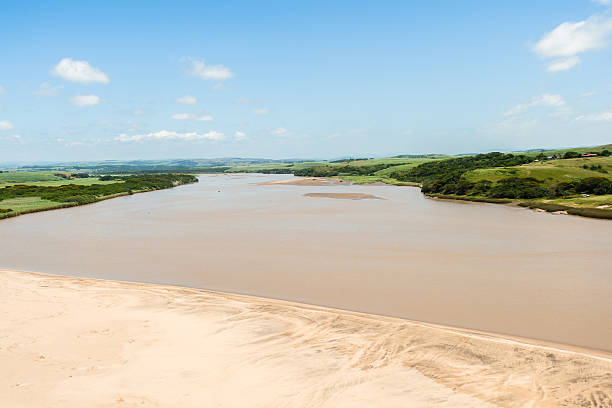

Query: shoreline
2;268;611;407
5;268;612;361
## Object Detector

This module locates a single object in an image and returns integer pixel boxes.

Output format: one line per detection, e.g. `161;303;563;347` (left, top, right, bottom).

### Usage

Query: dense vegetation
389;152;532;183
0;174;197;205
293;163;400;177
0;174;197;219
380;152;612;200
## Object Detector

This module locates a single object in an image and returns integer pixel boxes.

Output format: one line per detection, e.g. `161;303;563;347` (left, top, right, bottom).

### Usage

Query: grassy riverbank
0;174;198;220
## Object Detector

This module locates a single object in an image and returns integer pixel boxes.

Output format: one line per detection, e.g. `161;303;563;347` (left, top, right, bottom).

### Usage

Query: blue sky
1;1;612;163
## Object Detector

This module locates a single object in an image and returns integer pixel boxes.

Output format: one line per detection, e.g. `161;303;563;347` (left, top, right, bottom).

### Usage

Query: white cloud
132;109;145;116
185;57;234;80
1;134;23;144
52;58;110;83
504;94;565;116
547;56;581;72
0;120;14;131
235;131;246;140
575;111;612;122
270;127;288;135
70;94;100;107
171;113;213;121
533;15;612;71
592;0;611;5
253;108;269;115
176;95;197;105
0;84;5;94
116;130;225;142
33;82;64;96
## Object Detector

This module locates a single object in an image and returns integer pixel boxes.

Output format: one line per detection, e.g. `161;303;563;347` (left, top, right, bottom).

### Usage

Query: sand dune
1;269;611;408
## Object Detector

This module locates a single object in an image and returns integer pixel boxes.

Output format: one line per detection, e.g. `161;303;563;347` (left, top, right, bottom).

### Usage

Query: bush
563;151;580;159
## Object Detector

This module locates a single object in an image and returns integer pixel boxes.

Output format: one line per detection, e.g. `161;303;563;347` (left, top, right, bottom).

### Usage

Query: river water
1;174;610;351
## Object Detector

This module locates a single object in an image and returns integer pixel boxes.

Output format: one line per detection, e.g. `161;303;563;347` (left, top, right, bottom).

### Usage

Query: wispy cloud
533;15;612;72
176;95;197;105
183;57;234;80
171;113;213;121
33;82;64;96
52;58;110;83
70;94;100;107
235;131;246;141
575;110;612;122
592;0;611;5
504;94;566;116
270;127;288;136
116;130;225;142
253;108;269;115
0;120;14;131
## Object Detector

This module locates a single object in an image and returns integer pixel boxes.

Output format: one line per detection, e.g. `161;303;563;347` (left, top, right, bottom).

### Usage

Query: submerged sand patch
1;269;611;408
304;192;382;200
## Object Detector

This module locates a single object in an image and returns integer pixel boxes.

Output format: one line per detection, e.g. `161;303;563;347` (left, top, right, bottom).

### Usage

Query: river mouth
1;173;611;352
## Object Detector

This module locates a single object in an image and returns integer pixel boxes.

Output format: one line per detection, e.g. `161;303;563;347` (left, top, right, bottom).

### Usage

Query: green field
0;171;118;187
464;157;612;185
0;197;68;213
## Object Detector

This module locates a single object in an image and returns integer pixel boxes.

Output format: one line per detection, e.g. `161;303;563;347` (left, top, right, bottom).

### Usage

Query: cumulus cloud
33;82;64;96
52;58;110;83
0;120;14;131
171;113;213;121
70;94;100;107
235;131;246;140
184;57;234;80
504;94;565;116
270;127;288;135
533;15;612;72
253;108;269;115
176;95;197;105
115;130;225;142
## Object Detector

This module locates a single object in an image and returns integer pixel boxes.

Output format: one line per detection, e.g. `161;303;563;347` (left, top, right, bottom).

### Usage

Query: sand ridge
304;192;382;200
1;269;611;408
259;177;349;186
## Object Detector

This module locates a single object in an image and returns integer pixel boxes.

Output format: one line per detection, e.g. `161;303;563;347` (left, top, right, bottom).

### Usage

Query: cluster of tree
329;158;372;163
0;208;12;213
0;174;198;205
423;176;612;199
293;163;399;177
71;173;90;178
390;152;532;183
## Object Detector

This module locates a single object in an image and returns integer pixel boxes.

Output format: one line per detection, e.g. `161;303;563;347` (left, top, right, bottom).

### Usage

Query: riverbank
0;174;198;221
1;269;611;407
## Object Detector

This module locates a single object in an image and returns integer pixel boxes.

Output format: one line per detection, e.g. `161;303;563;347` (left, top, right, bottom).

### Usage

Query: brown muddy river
1;174;611;351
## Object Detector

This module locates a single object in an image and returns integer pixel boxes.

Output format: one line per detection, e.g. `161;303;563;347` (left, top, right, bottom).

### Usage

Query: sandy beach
1;269;611;408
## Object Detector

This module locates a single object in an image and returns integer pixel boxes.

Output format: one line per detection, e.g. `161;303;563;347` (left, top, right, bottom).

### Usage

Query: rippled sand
2;269;611;408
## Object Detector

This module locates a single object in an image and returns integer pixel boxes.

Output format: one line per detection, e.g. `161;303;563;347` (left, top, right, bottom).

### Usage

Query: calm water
1;174;611;351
